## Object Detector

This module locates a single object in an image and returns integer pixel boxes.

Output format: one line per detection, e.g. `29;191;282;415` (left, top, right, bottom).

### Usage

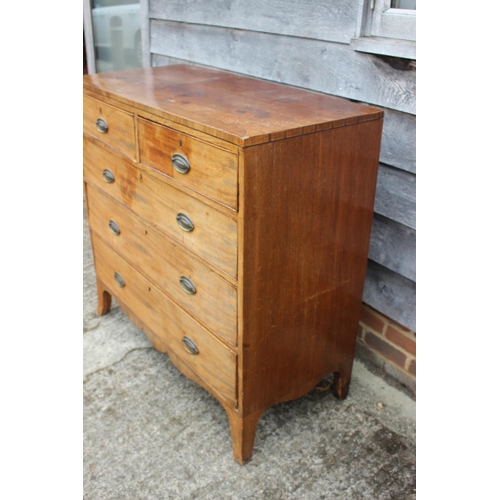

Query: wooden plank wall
145;0;416;331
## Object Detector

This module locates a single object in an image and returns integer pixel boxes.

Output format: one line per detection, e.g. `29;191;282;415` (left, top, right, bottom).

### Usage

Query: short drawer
84;135;238;279
92;234;237;406
86;182;237;346
83;95;136;158
138;118;238;210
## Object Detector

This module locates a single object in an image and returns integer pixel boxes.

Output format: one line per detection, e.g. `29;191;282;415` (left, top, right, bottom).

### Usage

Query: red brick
357;325;364;339
385;326;416;356
364;331;407;368
360;306;386;334
408;359;416;376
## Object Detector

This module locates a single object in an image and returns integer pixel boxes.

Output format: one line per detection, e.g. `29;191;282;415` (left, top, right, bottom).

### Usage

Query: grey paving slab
83;200;416;499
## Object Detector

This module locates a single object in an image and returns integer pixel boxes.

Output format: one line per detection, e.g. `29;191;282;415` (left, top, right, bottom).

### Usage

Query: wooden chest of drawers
83;65;383;464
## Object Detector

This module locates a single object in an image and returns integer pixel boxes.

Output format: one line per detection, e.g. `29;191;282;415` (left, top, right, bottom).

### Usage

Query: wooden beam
363;260;416;331
374;165;415;230
380;109;415;174
369;214;415;282
150;0;357;45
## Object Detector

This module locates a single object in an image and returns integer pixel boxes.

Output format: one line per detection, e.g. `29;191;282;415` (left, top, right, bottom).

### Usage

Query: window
351;0;416;60
83;0;143;74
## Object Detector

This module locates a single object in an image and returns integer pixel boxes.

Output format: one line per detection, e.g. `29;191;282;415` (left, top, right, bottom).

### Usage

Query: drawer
83;95;136;158
138;118;238;210
92;233;237;406
86;183;237;346
84;135;238;279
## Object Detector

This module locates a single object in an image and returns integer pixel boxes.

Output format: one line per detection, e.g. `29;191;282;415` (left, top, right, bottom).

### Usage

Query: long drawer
86;183;237;346
138;118;238;210
83;135;238;279
92;233;237;406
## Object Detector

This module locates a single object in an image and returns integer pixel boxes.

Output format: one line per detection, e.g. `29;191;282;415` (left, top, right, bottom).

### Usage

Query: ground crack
83;322;101;334
83;347;155;382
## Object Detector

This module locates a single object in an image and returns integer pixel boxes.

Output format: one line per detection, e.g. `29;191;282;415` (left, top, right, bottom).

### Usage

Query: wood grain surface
92;233;237;406
84;135;238;279
150;0;357;44
83;65;386;462
83;95;136;158
86;183;238;346
238;119;383;416
138;117;238;209
83;64;383;146
369;214;415;282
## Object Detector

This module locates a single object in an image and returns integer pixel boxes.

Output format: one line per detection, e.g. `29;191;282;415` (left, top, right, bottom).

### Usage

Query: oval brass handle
102;169;115;183
114;272;125;288
179;276;196;295
96;117;108;134
176;213;194;232
181;336;199;355
172;153;190;174
109;220;120;235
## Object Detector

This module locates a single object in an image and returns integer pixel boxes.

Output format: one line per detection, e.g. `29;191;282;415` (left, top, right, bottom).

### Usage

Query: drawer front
83;136;238;279
138;118;238;210
92;234;237;406
83;95;136;158
86;183;237;346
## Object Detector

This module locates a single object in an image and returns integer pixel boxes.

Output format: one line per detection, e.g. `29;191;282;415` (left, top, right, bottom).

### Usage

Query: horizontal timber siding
151;0;356;44
369;214;416;283
147;2;416;331
375;165;416;230
364;261;416;332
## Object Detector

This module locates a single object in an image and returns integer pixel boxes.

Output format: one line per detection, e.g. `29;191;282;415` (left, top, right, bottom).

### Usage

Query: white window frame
351;0;416;60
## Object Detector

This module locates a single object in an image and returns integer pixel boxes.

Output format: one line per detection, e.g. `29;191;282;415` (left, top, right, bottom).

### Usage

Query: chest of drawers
83;65;383;464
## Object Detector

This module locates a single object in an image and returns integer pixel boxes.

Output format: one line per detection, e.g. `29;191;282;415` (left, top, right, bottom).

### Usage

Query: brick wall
356;304;416;394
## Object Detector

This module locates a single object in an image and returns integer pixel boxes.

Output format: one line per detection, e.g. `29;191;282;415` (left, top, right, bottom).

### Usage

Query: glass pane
391;0;416;8
91;0;142;73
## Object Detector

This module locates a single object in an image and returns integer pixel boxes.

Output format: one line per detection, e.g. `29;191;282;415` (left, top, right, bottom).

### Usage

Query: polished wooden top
83;64;383;146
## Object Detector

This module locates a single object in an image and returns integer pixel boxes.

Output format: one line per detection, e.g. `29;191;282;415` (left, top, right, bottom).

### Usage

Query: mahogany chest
83;65;383;464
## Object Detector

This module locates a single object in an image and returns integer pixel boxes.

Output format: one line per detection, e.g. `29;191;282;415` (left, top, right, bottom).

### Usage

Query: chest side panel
239;119;383;416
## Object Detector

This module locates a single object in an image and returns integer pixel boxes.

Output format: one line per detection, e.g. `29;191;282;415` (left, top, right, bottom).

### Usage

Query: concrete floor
83;203;416;500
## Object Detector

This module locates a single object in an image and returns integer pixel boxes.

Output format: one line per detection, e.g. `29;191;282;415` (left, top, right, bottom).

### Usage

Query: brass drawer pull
102;169;115;183
96;117;108;134
172;153;190;174
181;336;199;355
176;212;194;232
114;272;125;288
108;220;120;235
179;276;196;295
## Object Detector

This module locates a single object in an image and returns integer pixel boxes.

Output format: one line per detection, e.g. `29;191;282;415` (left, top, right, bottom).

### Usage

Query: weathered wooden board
140;0;151;67
152;55;416;174
380;109;415;174
351;36;416;60
83;0;96;74
374;165;415;230
369;214;415;282
150;20;416;114
363;260;416;332
152;54;198;68
150;0;357;45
